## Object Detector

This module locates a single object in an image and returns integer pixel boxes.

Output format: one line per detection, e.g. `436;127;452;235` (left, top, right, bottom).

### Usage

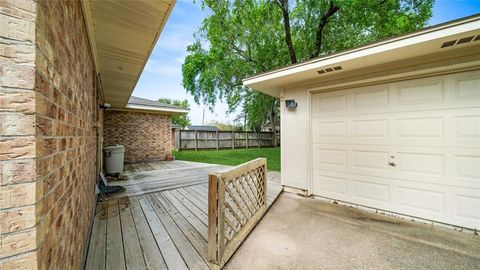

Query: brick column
0;0;38;269
1;0;99;269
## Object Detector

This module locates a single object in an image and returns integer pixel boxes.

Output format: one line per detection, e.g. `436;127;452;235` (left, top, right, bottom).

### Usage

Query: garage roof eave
124;104;190;114
243;14;480;96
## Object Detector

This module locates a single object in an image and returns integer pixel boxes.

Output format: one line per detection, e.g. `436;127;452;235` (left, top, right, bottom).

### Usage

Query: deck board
139;196;188;270
167;190;209;225
147;193;209;270
129;196;168;270
85;160;282;270
154;193;209;259
85;202;107;270
176;188;208;214
106;200;125;270
162;191;209;239
119;198;147;270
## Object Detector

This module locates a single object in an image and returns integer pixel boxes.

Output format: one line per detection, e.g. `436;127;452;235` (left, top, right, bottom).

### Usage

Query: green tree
182;0;433;139
158;98;191;128
206;120;243;131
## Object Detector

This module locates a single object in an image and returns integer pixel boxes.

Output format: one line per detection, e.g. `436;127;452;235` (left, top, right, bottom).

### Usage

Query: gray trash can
104;145;125;175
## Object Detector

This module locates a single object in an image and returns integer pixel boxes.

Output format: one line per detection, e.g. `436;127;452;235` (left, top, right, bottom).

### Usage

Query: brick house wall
1;0;100;269
0;0;37;268
104;110;173;162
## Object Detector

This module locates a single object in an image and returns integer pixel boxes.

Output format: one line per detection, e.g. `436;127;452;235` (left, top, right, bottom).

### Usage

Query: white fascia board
243;17;480;88
125;104;190;114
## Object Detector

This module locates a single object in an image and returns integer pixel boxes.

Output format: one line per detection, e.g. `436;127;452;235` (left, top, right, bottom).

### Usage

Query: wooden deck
85;161;283;270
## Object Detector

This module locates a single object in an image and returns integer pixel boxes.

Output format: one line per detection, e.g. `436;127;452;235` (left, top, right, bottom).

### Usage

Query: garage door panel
313;147;347;169
454;195;480;226
451;70;480;102
313;174;349;199
313;144;394;178
352;85;389;109
313;111;480;148
396;117;444;138
454;155;480;180
313;170;480;227
310;70;480;229
352;180;390;204
312;71;480;117
394;77;444;106
352;150;390;171
313;144;478;188
311;91;347;115
454;115;480;138
353;119;389;138
453;155;480;188
397;186;446;213
396;152;445;177
313;121;347;137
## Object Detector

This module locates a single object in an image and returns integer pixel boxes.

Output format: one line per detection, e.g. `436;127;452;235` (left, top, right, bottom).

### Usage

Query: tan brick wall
0;0;38;268
0;0;99;269
104;110;172;162
34;0;98;269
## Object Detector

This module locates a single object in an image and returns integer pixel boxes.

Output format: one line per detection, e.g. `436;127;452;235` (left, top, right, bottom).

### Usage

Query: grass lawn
173;147;280;171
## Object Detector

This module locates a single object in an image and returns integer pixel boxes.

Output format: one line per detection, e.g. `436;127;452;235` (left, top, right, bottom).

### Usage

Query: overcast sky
132;0;480;125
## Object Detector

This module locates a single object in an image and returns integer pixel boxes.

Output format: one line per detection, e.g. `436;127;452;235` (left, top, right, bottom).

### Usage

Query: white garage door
311;70;480;229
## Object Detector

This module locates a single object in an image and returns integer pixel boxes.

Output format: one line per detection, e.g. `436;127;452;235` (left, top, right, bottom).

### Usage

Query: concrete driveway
225;192;480;270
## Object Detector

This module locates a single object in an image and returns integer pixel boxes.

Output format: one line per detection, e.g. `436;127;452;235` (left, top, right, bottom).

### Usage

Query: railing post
207;158;268;268
216;130;219;150
231;131;235;149
217;176;225;263
263;159;268;204
246;131;249;149
208;174;219;262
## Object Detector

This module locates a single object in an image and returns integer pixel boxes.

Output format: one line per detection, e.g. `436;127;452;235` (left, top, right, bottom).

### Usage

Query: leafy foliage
206;120;244;131
182;0;433;130
158;98;191;127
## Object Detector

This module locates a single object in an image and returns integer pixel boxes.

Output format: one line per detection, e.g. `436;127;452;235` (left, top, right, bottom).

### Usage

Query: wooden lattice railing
207;158;268;268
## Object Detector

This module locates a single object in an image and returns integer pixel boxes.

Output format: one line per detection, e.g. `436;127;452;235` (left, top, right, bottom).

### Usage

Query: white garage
311;71;479;229
244;15;480;229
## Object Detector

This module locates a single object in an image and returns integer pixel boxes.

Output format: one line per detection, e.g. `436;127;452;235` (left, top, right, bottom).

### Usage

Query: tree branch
274;0;297;64
229;41;268;72
310;0;340;59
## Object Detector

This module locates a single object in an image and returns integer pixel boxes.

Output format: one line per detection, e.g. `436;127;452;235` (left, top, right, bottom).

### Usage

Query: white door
310;70;480;229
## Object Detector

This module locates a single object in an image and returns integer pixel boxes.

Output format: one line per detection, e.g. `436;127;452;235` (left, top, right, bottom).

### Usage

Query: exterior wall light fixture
285;99;297;109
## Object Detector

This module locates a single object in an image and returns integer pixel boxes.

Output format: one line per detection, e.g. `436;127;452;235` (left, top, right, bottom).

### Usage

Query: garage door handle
388;162;397;167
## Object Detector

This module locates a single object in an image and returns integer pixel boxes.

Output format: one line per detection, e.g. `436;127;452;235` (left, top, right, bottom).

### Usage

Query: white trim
280;88;285;187
244;15;480;89
80;0;99;72
283;186;309;197
308;61;480;94
124;104;190;114
306;90;313;196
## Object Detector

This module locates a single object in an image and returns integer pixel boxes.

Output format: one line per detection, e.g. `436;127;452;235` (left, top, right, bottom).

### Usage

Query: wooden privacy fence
175;130;280;150
208;158;268;268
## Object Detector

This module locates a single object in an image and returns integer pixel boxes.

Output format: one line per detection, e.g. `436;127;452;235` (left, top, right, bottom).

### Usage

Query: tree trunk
310;1;340;58
268;106;278;147
244;112;247;131
271;109;277;147
276;0;297;64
